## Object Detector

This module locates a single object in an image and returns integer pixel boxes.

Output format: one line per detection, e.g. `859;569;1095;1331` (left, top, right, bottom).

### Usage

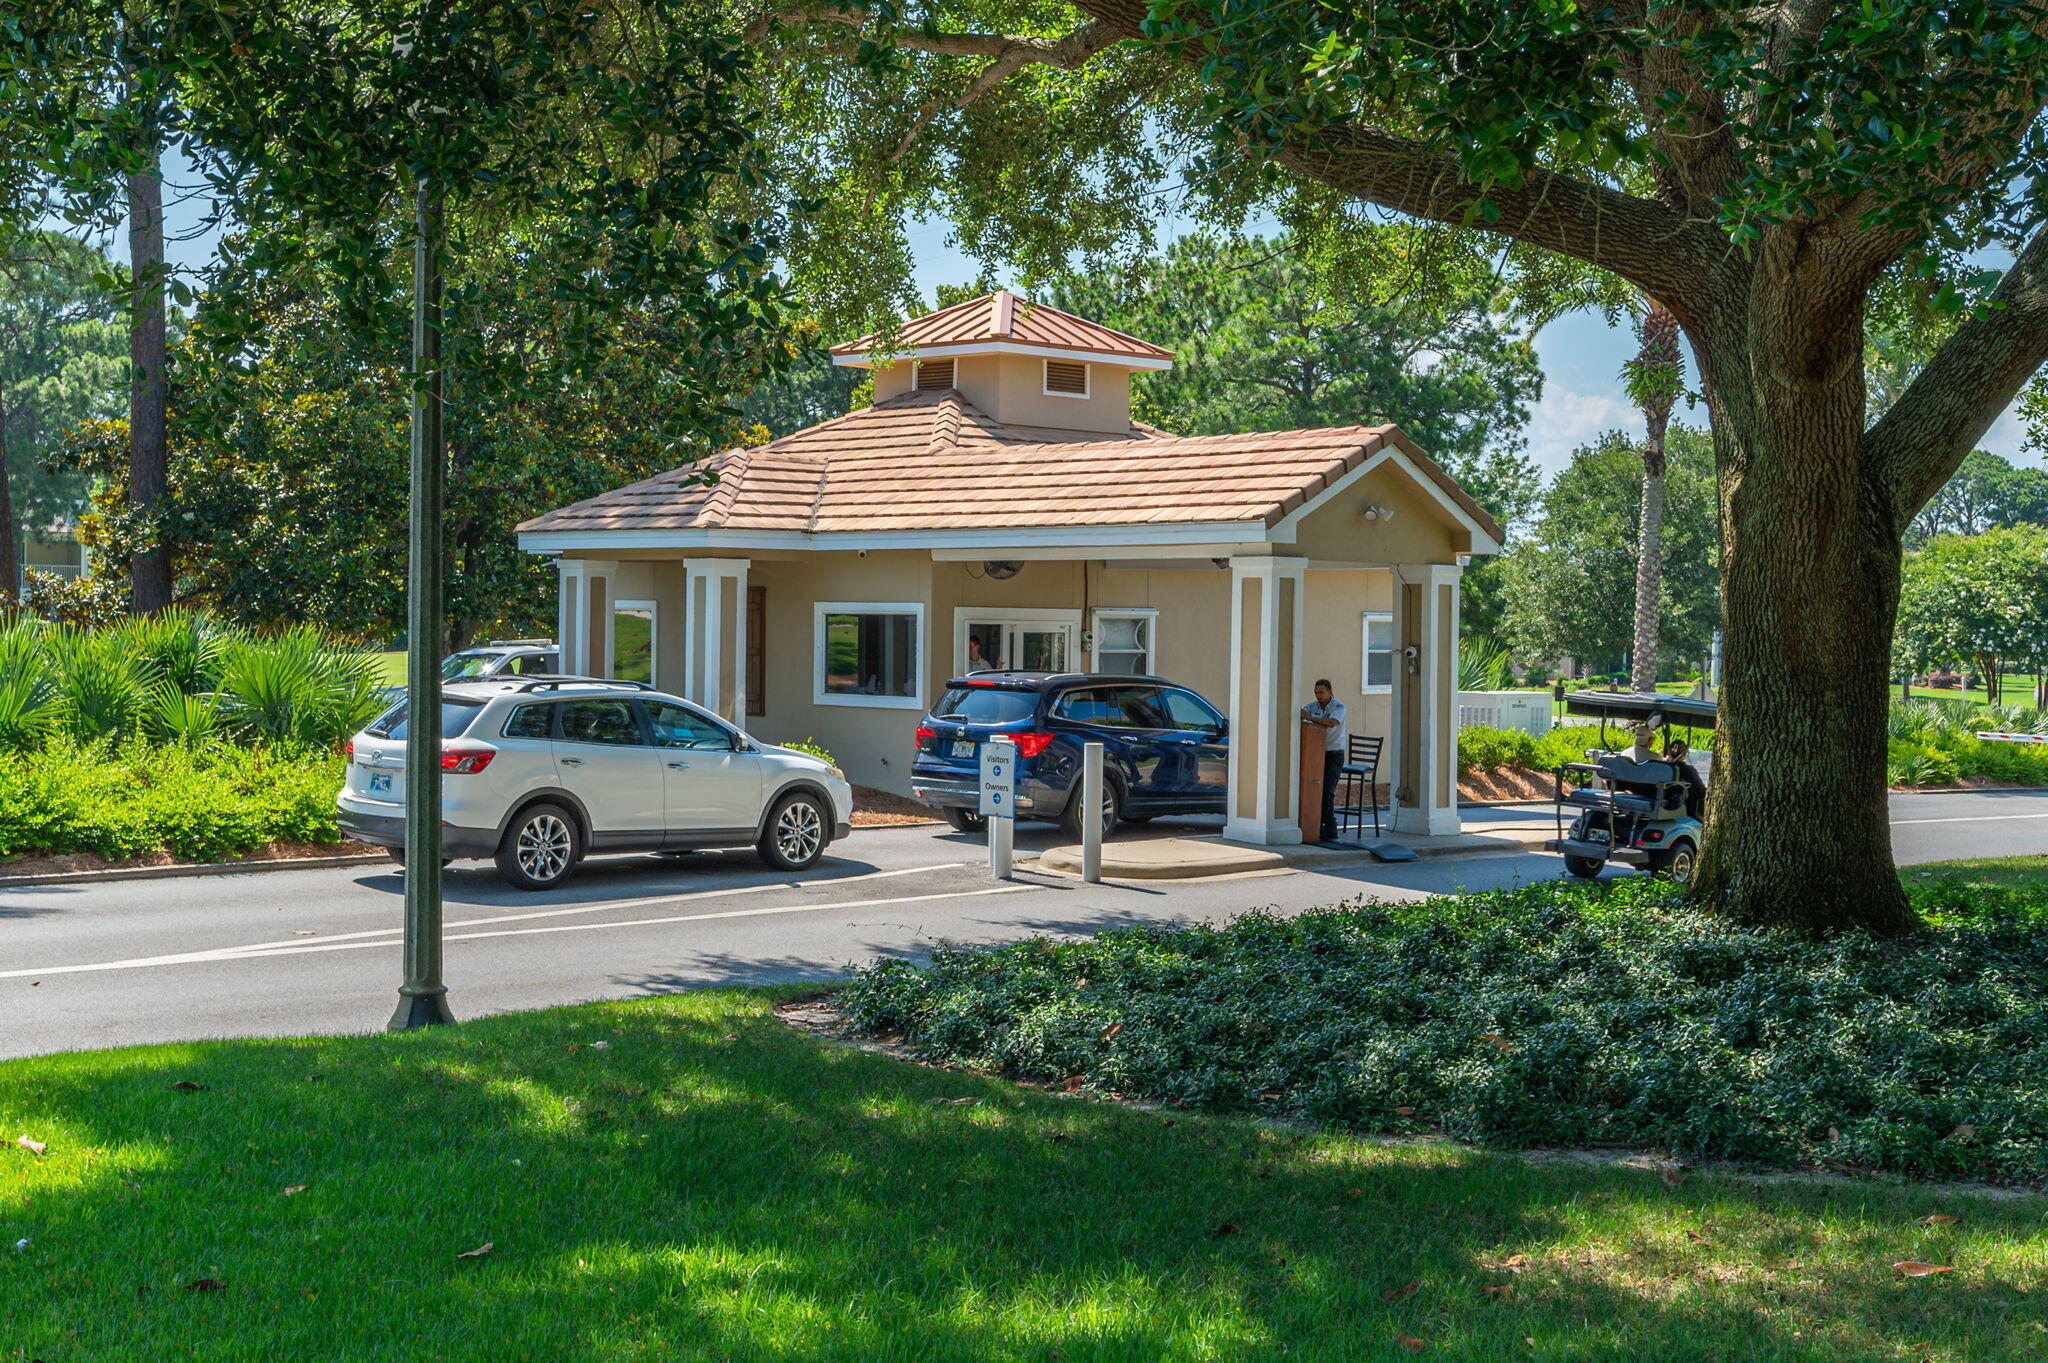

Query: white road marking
1;882;1032;979
1889;813;2048;826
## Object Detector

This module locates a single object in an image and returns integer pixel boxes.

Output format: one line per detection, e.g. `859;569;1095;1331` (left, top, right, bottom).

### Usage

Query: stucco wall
869;354;1136;434
1281;461;1474;561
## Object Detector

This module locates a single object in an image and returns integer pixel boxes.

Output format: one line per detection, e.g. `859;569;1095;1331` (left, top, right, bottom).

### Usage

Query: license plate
949;740;975;759
369;771;392;794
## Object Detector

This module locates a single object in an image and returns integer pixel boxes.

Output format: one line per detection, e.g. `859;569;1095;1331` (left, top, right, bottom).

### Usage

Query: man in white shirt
1301;678;1347;841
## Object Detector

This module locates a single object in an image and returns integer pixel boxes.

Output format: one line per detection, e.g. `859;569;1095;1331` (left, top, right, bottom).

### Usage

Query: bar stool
1334;735;1383;838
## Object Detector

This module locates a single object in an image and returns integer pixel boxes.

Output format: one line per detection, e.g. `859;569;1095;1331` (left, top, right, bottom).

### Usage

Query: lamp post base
389;989;456;1031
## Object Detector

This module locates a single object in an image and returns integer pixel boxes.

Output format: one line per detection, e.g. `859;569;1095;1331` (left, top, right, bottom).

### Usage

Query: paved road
3;790;2042;1060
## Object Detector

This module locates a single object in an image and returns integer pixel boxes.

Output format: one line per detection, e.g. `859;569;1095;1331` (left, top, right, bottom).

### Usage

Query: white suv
337;679;853;889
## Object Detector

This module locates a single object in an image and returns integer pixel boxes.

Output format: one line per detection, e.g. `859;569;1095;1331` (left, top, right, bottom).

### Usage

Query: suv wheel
1059;775;1122;842
496;803;580;890
760;791;828;871
942;806;986;834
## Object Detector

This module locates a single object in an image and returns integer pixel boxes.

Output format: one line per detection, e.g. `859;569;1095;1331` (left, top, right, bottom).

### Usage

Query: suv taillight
1011;732;1056;759
345;739;354;761
441;746;496;775
915;725;935;747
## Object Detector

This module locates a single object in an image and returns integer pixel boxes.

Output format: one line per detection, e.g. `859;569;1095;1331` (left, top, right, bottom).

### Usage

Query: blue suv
911;672;1229;839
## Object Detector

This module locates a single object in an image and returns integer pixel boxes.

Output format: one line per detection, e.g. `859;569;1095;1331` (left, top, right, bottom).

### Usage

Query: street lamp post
391;178;455;1030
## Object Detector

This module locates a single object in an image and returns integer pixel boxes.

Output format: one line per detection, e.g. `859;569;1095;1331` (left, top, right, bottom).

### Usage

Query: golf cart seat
1562;755;1685;816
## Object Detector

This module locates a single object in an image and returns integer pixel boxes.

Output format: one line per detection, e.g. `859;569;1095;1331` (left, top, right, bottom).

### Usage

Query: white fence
1456;690;1555;737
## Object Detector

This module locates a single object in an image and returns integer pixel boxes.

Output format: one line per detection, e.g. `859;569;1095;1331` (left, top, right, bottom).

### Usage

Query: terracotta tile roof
829;291;1174;364
519;389;1502;545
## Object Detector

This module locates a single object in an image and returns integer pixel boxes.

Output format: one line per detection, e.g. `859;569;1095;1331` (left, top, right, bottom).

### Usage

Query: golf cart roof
1563;690;1718;730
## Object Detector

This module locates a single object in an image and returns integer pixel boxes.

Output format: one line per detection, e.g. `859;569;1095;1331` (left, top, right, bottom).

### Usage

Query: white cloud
1526;385;1640;473
1980;400;2030;462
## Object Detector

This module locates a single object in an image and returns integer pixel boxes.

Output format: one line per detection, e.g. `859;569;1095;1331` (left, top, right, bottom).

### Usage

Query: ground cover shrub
839;876;2048;1183
0;739;347;862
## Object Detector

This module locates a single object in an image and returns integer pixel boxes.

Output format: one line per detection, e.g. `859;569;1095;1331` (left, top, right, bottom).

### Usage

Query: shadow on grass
2;993;2043;1361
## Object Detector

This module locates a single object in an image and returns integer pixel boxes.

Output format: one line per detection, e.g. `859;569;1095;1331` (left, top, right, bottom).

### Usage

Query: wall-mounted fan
983;560;1023;580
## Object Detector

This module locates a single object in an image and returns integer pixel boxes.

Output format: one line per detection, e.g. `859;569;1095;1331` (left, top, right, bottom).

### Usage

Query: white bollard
985;735;1016;880
989;808;1013;880
1081;740;1104;883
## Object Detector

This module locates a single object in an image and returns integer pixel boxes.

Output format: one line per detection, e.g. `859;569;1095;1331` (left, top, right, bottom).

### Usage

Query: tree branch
1273;123;1726;321
1864;225;2048;528
760;5;1122;163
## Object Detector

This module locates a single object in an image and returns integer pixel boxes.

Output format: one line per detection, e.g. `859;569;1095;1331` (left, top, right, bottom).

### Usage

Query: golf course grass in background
6;983;2048;1361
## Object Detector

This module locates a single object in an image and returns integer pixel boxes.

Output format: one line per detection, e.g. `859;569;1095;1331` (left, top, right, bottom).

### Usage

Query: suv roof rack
511;676;653;693
488;638;556;649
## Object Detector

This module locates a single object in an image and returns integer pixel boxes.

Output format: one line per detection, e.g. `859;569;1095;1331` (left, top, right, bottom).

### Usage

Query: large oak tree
751;0;2048;932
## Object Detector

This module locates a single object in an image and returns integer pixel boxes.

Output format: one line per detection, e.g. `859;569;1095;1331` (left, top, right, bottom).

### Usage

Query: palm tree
1622;302;1683;694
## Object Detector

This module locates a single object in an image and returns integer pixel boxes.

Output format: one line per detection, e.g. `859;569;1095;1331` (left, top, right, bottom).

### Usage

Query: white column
1391;562;1463;836
682;558;749;722
1222;554;1308;846
581;561;618;678
556;559;583;674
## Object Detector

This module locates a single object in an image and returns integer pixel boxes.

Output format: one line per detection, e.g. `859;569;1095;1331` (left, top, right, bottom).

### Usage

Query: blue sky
145;164;2032;477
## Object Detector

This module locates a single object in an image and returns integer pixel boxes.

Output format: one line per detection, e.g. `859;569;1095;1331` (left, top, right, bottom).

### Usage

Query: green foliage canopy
1499;428;1718;672
1896;526;2048;684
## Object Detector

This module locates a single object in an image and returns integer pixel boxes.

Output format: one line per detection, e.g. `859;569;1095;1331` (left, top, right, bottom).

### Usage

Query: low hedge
839;877;2048;1183
0;740;347;864
1456;723;1601;773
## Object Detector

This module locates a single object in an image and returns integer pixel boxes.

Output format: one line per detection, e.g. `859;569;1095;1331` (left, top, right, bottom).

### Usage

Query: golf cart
1542;691;1716;884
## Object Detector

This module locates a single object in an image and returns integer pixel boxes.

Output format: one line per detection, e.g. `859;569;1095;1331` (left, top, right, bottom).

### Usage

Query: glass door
958;616;1077;674
1011;625;1070;672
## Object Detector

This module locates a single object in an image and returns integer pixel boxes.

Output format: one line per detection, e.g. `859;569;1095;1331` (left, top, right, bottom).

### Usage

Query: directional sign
979;740;1016;818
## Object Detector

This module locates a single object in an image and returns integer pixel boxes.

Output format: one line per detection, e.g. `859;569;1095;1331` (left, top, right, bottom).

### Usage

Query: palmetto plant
0;610;381;753
51;626;153;741
0;616;60;749
214;627;384;749
1458;636;1514;692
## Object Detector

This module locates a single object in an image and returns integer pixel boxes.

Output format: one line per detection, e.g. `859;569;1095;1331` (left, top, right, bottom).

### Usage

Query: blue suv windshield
932;686;1037;724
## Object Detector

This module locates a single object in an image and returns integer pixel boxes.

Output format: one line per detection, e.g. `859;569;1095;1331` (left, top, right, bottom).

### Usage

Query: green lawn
372;650;406;685
1912;855;2048;892
7;988;2048;1361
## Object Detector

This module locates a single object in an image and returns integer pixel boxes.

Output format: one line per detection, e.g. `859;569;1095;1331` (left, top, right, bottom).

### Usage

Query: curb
0;852;390;891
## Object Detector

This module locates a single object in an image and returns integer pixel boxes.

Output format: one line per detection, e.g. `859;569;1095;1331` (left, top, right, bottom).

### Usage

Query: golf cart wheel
1059;775;1122;842
496;803;580;891
387;847;453;870
760;791;829;871
1563;854;1605;880
1654;839;1699;887
942;807;987;834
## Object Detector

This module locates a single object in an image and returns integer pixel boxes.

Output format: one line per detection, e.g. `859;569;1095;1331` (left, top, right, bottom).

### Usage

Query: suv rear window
371;698;486;740
932;686;1039;725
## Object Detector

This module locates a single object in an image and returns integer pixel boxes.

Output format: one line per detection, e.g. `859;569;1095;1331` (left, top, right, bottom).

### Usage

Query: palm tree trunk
0;395;17;605
1628;303;1681;693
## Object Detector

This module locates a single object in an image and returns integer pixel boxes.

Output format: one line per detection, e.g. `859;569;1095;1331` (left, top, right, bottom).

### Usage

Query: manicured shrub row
839;878;2048;1183
0;740;348;863
1455;723;1606;774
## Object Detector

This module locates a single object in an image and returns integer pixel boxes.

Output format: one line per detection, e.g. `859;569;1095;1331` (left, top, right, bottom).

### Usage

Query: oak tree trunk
1688;282;1917;935
127;131;171;616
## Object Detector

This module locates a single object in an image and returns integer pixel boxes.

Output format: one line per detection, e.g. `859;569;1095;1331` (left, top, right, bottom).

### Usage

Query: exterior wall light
1361;503;1396;521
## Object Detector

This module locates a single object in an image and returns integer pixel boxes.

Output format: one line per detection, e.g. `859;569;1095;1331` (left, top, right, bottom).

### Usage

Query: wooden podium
1298;721;1325;843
